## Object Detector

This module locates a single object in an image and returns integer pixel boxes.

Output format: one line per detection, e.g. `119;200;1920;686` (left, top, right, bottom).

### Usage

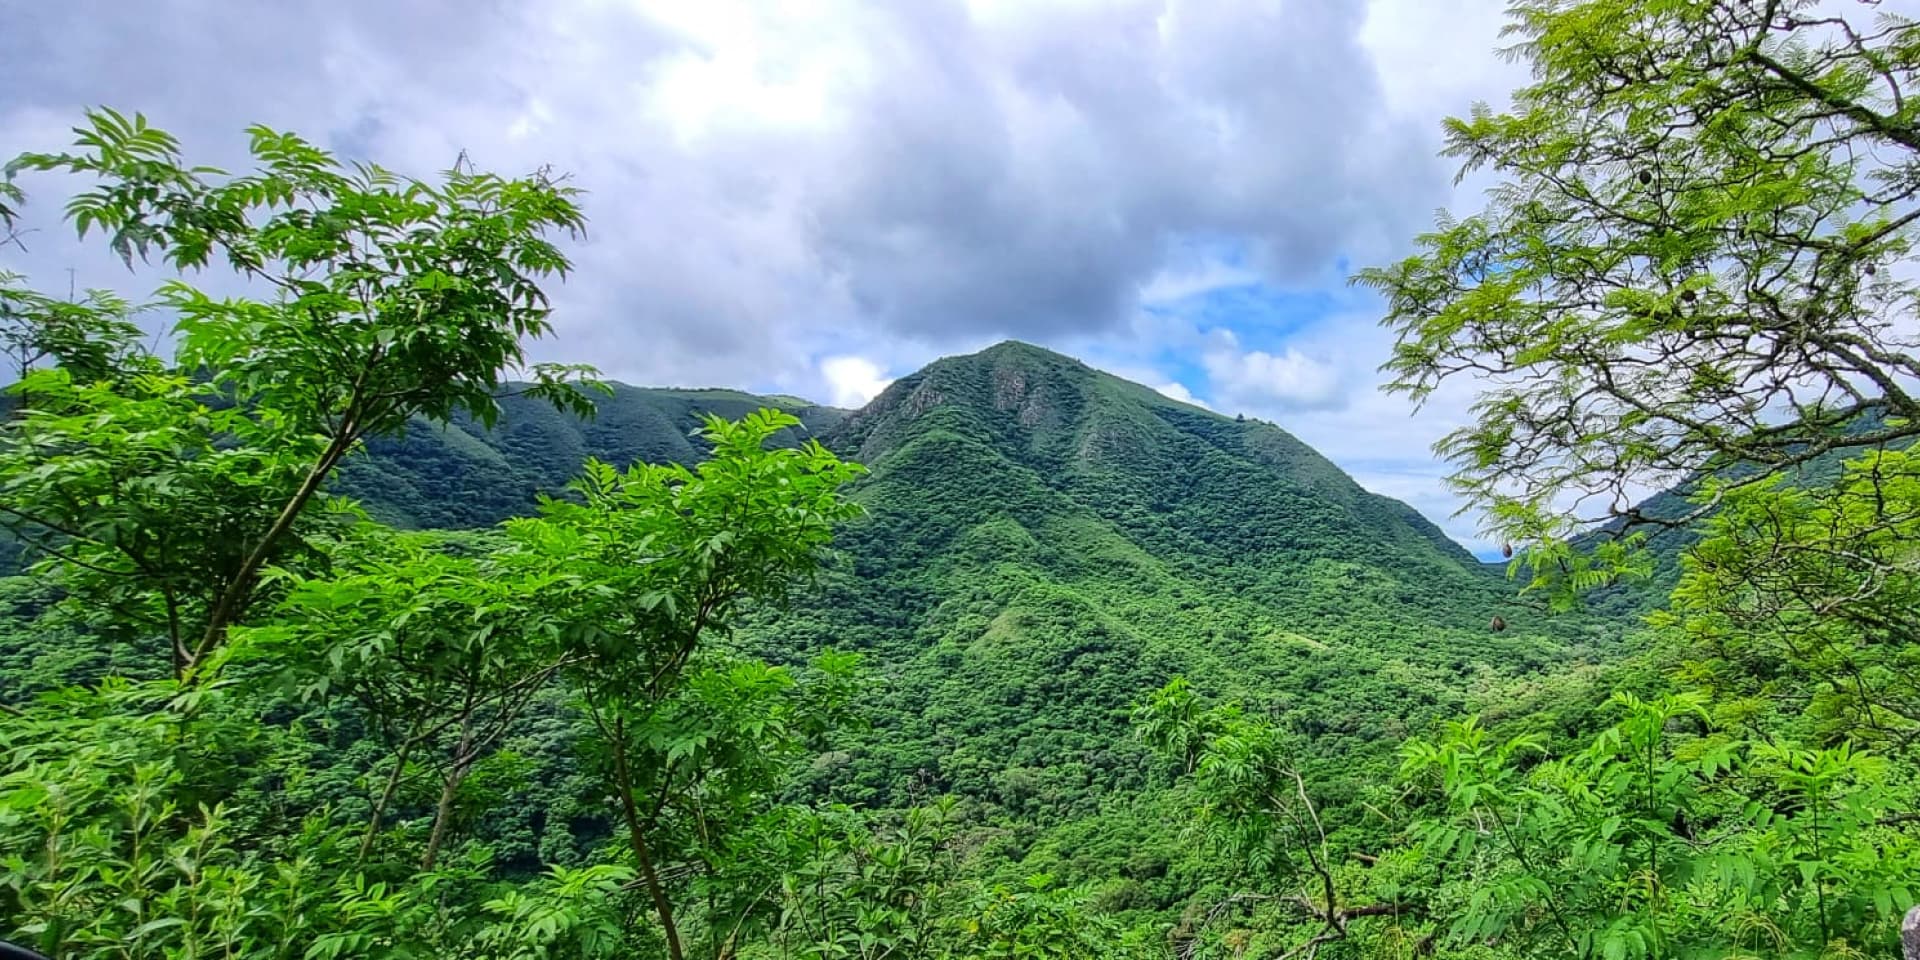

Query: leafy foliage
1354;0;1920;602
2;107;597;678
1402;694;1919;958
0;114;890;960
1138;678;1419;960
1662;447;1920;749
12;1;1920;954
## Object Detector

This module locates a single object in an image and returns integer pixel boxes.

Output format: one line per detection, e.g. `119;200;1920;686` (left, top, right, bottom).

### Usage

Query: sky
0;0;1528;553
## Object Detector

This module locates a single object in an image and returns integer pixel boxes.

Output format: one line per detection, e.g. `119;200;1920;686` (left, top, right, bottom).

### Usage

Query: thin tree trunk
359;735;416;865
189;432;353;676
164;592;186;678
422;716;477;871
611;734;685;960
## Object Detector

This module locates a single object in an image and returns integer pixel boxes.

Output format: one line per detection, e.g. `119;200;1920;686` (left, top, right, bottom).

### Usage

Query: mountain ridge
340;339;1481;558
831;340;1479;568
662;340;1619;813
334;383;849;529
331;340;1617;817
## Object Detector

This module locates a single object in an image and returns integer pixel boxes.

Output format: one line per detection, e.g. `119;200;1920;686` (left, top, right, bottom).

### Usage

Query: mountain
1572;407;1908;617
742;342;1619;815
335;386;848;529
336;341;1628;828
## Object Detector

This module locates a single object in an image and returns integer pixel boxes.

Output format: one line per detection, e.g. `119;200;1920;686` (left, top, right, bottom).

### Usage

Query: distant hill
334;386;847;529
1572;407;1907;617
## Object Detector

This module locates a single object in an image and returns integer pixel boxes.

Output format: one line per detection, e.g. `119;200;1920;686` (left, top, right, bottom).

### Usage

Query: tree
1401;693;1920;958
518;410;867;960
1660;449;1920;751
0;280;145;393
1135;678;1413;960
0;681;346;960
1356;5;1920;955
0;408;877;960
0;109;619;959
759;800;958;960
2;108;597;678
2;110;912;960
1;370;333;674
1354;0;1920;597
247;528;574;868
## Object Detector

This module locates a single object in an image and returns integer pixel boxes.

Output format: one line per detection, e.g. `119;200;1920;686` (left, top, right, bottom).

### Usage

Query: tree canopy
7;2;1920;957
1356;0;1920;596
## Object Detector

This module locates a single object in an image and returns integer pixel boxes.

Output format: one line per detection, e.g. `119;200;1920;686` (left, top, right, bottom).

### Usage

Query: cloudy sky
2;0;1526;552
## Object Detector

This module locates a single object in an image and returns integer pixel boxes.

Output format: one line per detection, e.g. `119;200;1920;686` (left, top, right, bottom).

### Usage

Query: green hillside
335;386;847;529
745;343;1621;815
333;342;1626;827
0;331;1645;949
14;12;1920;950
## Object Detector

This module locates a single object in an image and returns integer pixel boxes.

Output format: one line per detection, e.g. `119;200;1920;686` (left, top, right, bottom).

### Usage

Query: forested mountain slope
334;386;847;529
339;341;1628;823
749;343;1621;816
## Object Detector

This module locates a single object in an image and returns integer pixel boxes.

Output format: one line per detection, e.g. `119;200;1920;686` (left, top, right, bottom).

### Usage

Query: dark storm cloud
1;0;1449;388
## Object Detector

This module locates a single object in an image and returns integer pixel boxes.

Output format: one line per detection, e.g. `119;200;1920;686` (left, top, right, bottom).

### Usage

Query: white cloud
1151;380;1209;409
1203;335;1347;413
2;0;1452;384
819;355;894;408
631;0;866;147
1361;0;1523;124
1138;260;1260;305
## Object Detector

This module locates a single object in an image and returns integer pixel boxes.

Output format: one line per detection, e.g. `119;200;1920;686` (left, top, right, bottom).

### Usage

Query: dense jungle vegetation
5;1;1920;957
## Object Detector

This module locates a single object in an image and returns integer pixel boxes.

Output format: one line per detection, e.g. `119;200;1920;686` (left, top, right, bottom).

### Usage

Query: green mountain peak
324;344;1621;813
761;345;1619;812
